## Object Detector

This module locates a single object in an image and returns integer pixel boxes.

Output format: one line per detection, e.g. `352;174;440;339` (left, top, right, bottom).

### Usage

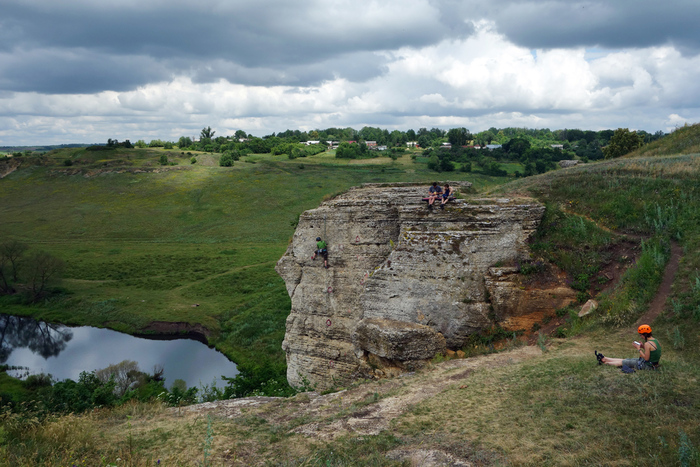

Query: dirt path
634;240;682;328
176;345;543;441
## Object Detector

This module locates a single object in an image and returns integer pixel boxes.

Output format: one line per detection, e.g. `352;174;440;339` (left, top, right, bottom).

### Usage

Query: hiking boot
595;350;605;365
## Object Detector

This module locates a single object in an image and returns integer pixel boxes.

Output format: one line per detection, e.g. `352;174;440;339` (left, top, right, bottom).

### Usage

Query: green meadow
0;148;501;377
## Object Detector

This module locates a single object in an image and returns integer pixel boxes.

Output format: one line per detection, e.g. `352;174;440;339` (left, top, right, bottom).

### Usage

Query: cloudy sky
1;0;700;145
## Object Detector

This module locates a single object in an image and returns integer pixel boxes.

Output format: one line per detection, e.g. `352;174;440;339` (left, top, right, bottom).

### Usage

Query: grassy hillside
2;142;700;465
628;122;700;158
0;147;503;381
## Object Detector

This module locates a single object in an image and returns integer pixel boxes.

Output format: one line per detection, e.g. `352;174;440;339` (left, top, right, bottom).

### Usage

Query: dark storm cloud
0;49;171;94
484;0;700;53
1;0;698;97
189;51;388;87
0;0;447;93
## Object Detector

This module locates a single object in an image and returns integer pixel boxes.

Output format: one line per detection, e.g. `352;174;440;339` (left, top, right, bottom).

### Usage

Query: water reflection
1;314;237;389
0;314;73;363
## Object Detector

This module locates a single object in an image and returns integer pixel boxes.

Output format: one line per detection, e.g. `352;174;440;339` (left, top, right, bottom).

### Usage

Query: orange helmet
638;324;652;334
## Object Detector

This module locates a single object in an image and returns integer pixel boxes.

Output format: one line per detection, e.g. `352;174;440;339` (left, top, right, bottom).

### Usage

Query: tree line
101;124;661;174
134;125;660;158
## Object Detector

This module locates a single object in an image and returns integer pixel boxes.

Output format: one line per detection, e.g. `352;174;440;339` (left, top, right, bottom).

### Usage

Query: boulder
559;160;580;168
578;299;599;317
353;318;446;360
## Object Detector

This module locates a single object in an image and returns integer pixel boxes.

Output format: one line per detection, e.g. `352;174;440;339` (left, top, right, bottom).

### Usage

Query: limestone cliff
276;183;576;389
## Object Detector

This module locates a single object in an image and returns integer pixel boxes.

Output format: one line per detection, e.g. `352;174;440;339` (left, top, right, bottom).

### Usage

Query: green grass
0;148;508;379
629;123;700;158
396;342;700;465
494;153;700;344
2;145;700;465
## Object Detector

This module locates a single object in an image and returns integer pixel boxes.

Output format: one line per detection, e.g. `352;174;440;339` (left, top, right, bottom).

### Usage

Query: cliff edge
276;183;576;389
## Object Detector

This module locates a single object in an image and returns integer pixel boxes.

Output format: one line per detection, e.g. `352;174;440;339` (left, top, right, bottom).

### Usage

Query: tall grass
598;236;670;326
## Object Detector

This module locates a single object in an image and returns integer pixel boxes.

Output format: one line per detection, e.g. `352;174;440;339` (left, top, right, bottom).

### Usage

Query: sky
1;0;700;145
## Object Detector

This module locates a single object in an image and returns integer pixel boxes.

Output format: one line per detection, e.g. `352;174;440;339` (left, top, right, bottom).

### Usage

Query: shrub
219;153;234;167
427;155;440;171
159;154;168;165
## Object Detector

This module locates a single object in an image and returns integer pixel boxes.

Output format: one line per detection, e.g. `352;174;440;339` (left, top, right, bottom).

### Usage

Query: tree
95;360;141;397
603;128;643;159
178;136;193;148
475;130;495;146
447;127;471;147
417;135;431;149
439;157;455;172
200;126;215;141
503;137;531;158
427;155;440;171
26;251;64;301
0;240;28;283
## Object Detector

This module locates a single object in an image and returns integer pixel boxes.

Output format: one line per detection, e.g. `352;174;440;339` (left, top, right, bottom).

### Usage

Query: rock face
559;160;580;168
276;183;576;389
0;157;20;179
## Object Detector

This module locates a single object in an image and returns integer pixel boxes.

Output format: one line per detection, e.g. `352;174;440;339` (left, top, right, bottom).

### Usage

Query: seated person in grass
427;182;442;208
311;236;329;268
440;183;453;209
595;324;661;370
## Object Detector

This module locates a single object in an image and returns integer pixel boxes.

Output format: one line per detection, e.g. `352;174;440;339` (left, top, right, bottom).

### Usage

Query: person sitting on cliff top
440;183;452;209
595;324;661;371
427;182;442;209
311;236;329;269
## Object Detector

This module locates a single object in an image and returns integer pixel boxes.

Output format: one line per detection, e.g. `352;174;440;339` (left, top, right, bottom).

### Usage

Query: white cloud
2;18;700;145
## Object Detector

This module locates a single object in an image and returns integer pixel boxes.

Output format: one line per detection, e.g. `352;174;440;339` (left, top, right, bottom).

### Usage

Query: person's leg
601;357;625;367
602;357;637;367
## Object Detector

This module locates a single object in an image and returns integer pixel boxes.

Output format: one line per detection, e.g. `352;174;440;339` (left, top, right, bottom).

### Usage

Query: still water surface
1;314;238;389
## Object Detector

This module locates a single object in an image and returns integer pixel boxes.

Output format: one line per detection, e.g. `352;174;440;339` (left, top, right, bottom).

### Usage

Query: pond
0;314;238;390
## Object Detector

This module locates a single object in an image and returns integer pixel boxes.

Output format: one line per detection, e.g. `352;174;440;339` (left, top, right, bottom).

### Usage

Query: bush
427;155;439;171
159;154;168;165
440;158;455;172
24;373;53;390
190;157;197;164
219;153;234;167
